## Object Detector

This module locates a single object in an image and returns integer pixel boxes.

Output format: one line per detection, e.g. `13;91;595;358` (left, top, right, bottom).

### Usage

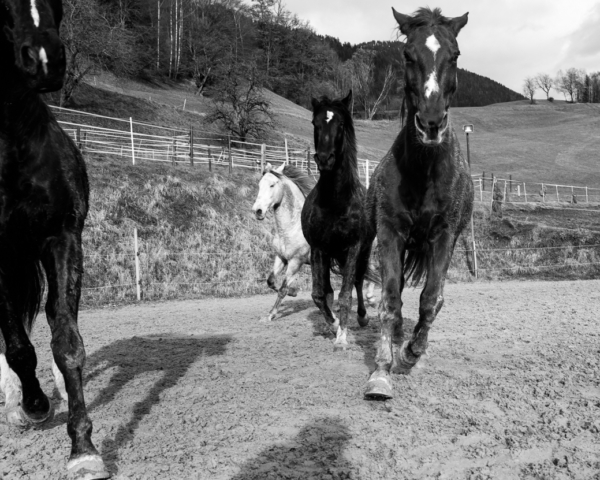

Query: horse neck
273;179;304;231
316;134;360;200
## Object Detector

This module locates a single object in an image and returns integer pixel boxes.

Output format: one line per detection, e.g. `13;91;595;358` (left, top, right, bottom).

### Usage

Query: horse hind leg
0;352;24;418
262;258;303;323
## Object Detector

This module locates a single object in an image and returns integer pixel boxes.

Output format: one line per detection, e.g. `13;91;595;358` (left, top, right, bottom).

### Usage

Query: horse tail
404;250;428;288
10;257;45;337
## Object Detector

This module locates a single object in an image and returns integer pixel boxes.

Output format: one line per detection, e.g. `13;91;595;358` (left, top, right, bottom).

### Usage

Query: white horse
1;331;68;426
252;163;376;322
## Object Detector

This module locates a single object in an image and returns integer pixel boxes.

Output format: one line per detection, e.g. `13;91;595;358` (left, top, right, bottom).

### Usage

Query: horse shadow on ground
307;304;418;372
272;298;315;322
230;417;354;480
45;333;231;476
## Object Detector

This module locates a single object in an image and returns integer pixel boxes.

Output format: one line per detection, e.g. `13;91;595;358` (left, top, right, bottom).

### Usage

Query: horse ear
449;12;469;36
264;162;272;173
392;8;412;35
342;90;353;110
311;97;319;111
276;163;286;173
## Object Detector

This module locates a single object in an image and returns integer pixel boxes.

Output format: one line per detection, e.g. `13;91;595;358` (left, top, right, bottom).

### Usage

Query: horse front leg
42;235;109;480
0;284;52;427
400;231;453;370
310;248;338;331
262;258;304;322
334;245;361;350
365;226;405;400
266;255;286;292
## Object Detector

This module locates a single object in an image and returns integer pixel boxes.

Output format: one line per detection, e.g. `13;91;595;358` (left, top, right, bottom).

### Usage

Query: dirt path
1;280;599;479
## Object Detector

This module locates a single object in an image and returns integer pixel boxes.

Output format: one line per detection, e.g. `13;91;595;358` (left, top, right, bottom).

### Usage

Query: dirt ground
1;280;599;480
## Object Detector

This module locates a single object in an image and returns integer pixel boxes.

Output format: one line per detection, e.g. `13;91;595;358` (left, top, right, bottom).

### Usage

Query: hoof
333;342;348;352
259;315;273;323
6;401;54;428
67;455;110;480
357;314;369;328
364;372;393;400
287;288;298;297
394;341;420;374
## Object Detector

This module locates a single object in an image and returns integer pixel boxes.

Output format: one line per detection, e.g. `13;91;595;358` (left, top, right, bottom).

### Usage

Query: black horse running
302;92;375;350
0;0;108;478
364;7;473;400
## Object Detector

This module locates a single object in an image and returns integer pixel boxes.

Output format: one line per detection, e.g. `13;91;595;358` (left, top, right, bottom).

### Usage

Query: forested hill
454;69;524;106
58;0;522;134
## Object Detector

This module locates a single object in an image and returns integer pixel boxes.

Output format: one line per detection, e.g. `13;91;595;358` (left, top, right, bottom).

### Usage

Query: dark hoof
393;341;420;374
6;400;54;428
357;314;369;327
287;288;298;297
67;455;110;480
364;373;393;400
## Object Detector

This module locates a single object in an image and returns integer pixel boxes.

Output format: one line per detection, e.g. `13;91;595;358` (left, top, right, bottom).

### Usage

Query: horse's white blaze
39;47;48;75
30;0;40;27
424;70;439;98
326;111;334;123
425;34;440;59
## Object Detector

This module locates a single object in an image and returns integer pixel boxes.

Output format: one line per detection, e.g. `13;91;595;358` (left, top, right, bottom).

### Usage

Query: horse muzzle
253;208;265;221
16;30;66;92
314;153;335;172
414;112;449;145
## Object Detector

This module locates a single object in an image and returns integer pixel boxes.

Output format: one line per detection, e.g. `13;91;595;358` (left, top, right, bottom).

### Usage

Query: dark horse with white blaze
0;0;108;478
302;92;376;350
364;7;473;400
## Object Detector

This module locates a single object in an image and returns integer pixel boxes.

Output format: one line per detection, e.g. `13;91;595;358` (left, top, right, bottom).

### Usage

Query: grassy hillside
69;76;600;189
80;153;600;308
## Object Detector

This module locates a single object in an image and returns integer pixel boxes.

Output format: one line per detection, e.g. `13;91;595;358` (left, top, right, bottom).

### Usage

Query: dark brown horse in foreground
0;0;108;478
364;7;473;400
302;91;376;350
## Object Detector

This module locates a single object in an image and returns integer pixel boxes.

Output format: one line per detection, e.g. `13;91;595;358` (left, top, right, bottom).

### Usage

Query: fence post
81;131;87;154
261;144;265;172
586;186;589;203
172;137;176;166
470;214;478;279
503;180;507;202
542;183;545;202
509;174;512;192
482;171;485;191
479;179;483;202
76;127;81;150
556;184;559;202
207;146;212;172
517;185;521;198
306;148;311;175
133;228;141;301
284;138;289;165
189;127;194;166
130;117;135;165
524;183;527;203
365;160;370;189
228;135;232;175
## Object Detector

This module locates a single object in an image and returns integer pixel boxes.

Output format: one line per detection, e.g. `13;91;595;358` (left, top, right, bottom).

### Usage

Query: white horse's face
252;170;285;221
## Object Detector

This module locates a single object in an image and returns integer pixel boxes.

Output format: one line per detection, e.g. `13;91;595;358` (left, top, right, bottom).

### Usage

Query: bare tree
522;77;536;104
556;68;583;103
208;60;274;141
59;0;139;106
535;73;553;99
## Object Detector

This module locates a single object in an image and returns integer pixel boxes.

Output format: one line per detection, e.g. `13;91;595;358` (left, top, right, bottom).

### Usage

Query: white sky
272;0;600;96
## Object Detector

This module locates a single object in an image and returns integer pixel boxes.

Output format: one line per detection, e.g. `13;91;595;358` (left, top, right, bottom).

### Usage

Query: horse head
252;163;286;220
1;0;65;92
310;91;354;172
393;7;468;145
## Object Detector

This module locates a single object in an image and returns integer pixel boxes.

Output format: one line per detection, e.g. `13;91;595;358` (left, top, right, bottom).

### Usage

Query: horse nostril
20;45;38;72
256;209;263;217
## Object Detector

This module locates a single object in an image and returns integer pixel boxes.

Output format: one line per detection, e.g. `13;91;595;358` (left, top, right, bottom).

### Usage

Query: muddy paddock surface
1;280;599;480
